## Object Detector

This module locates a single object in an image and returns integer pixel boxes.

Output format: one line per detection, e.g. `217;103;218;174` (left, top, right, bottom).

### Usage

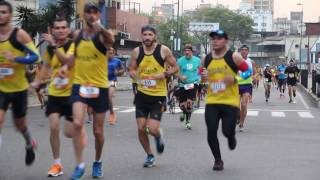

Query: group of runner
0;0;302;179
262;60;300;103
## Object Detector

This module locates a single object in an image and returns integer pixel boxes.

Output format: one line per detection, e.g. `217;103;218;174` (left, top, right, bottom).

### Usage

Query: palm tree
16;6;38;38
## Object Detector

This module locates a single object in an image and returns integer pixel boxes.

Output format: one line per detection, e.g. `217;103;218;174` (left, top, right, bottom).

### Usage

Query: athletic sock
54;158;62;165
22;127;32;147
78;162;85;169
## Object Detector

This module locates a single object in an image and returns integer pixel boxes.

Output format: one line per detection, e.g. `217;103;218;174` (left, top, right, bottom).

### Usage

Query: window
262;23;267;26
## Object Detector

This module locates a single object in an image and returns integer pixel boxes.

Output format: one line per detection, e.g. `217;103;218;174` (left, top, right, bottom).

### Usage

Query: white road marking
296;91;310;109
248;109;308;112
271;111;285;117
119;108;135;113
297;112;314;118
193;109;205;114
247;111;259;116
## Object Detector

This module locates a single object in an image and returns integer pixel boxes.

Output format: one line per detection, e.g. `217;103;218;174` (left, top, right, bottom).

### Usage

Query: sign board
189;22;219;32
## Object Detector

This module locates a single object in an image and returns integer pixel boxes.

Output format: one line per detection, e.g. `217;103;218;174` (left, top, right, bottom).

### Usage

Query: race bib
79;85;100;98
288;73;295;78
184;83;194;90
210;81;226;94
53;77;69;89
280;70;285;74
140;79;157;89
186;64;193;70
0;67;14;76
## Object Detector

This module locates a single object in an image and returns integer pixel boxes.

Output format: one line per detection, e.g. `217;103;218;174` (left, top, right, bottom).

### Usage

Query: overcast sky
133;0;319;22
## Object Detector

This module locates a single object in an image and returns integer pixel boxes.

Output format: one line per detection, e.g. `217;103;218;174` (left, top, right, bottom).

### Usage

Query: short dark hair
50;17;70;28
240;44;250;50
0;1;13;13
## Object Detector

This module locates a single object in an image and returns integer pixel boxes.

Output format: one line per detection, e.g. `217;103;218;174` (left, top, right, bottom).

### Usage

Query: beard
143;39;155;47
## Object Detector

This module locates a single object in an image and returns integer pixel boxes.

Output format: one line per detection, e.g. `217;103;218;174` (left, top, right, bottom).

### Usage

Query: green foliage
16;0;75;38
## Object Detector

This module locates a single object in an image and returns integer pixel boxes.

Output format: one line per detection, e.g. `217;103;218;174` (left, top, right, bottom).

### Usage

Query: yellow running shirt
137;45;167;97
43;41;75;97
73;31;108;88
204;50;240;108
0;28;39;93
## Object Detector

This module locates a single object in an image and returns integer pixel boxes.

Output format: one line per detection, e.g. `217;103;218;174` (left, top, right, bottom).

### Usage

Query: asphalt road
0;84;319;180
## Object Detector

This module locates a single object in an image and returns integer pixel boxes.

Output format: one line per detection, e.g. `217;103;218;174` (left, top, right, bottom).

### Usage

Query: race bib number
210;81;226;94
184;83;194;90
186;64;193;70
79;85;99;98
140;79;157;88
280;70;285;74
53;77;69;89
0;67;14;76
288;73;295;78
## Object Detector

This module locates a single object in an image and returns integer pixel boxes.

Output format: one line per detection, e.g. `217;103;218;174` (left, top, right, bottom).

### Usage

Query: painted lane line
119;108;135;113
271;111;285;117
247;111;259;116
193;109;205;114
297;91;310;110
297;112;314;118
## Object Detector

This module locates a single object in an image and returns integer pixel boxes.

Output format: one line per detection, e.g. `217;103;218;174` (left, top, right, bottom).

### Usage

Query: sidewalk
28;76;133;107
298;74;320;108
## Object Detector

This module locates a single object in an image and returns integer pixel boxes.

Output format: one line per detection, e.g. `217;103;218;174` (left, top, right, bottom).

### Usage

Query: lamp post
297;3;303;69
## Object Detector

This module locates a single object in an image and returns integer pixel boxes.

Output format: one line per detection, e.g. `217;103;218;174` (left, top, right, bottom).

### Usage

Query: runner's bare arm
162;46;179;77
128;47;139;80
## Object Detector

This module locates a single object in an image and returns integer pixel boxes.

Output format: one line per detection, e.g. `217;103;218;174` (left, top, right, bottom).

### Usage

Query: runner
31;17;75;177
277;60;287;98
176;44;201;130
59;3;114;179
236;45;253;132
201;30;250;171
128;25;178;168
263;64;272;102
285;59;300;103
107;47;124;125
0;0;39;165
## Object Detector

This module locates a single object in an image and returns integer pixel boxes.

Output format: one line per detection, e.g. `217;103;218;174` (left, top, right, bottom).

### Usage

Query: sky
134;0;319;22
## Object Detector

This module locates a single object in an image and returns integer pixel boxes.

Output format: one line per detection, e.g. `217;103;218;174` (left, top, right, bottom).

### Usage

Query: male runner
59;3;114;179
129;25;178;168
0;0;39;165
285;60;300;103
277;61;287;98
31;17;75;177
201;30;249;171
107;47;124;125
236;45;253;132
177;44;201;130
263;64;272;102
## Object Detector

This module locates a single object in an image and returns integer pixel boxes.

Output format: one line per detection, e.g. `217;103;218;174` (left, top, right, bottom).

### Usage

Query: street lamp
297;2;303;69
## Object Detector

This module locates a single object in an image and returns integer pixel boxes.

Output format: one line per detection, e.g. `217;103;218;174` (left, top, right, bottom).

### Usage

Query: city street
0;84;319;180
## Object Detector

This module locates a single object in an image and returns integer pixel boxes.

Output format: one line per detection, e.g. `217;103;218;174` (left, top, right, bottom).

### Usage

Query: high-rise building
290;11;304;34
253;0;274;15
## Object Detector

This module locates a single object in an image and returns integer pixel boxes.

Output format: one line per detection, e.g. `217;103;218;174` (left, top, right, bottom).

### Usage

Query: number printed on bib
140;79;157;89
79;85;100;98
53;77;69;89
288;73;295;78
210;81;226;94
0;66;14;78
184;83;194;90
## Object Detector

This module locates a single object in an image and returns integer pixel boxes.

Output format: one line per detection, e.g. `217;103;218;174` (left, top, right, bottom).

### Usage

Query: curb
297;84;320;108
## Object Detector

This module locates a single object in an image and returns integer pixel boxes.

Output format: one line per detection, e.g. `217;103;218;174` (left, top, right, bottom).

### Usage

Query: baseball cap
209;29;228;40
240;44;250;50
84;2;100;12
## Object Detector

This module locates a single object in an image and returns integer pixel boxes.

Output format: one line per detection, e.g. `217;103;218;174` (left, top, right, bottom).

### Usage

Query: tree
16;0;76;38
189;7;254;52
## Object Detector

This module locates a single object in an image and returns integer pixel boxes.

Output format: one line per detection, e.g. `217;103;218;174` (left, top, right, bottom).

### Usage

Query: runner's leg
92;112;106;161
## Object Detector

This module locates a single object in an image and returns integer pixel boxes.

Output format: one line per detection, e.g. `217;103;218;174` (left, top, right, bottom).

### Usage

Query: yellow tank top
0;28;29;93
205;50;240;108
74;32;108;88
137;45;166;96
43;41;75;97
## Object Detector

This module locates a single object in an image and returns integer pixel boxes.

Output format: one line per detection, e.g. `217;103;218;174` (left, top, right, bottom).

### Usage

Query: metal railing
300;70;308;89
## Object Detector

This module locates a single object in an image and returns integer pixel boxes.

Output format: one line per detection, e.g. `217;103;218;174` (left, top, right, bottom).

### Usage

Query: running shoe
70;166;85;180
92;161;103;178
289;99;293;103
154;129;165;154
186;122;192;130
213;159;224;171
143;155;155;168
228;136;237;150
48;164;63;177
25;138;37;166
